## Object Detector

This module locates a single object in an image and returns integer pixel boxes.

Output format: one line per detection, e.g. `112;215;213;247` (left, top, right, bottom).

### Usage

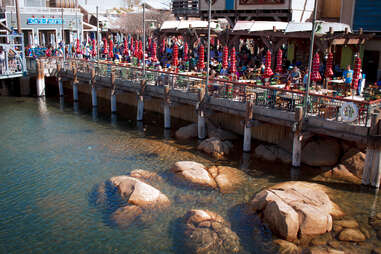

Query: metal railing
30;57;381;127
0;34;26;78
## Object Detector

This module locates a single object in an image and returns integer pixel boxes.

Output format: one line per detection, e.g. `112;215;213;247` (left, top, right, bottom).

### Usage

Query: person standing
342;65;354;95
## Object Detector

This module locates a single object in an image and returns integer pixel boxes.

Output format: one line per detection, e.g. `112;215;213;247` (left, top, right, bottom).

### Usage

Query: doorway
363;50;380;82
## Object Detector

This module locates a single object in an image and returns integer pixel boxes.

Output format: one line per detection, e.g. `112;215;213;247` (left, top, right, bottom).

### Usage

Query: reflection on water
0;96;380;254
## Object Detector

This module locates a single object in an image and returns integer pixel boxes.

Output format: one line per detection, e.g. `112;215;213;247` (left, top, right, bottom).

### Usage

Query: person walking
342;65;354;96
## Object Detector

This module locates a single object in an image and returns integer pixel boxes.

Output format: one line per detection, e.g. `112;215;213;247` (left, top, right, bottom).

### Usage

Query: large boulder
197;137;233;159
250;181;344;242
130;169;163;183
171;161;246;193
255;144;292;164
183;209;240;254
321;165;361;184
302;138;341;167
340;148;365;178
207;128;239;141
175;123;198;140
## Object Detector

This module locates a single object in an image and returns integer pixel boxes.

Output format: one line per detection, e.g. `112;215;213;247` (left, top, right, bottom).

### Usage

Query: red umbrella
230;47;236;73
151;41;157;62
198;44;205;70
91;39;97;57
134;40;139;57
222;45;228;70
325;52;334;78
123;39;129;56
263;50;274;78
108;39;114;58
173;43;179;67
130;37;134;52
275;49;283;73
103;39;108;55
138;40;143;60
162;38;166;54
76;39;81;54
311;53;322;82
148;37;152;52
352;56;362;89
184;42;188;62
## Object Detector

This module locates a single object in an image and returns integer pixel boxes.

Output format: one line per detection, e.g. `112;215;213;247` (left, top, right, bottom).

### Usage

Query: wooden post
243;100;253;152
137;80;146;121
110;68;117;113
163;85;171;129
292;107;303;167
58;78;64;97
198;84;206;139
36;59;45;97
90;67;97;107
72;61;79;102
363;113;381;188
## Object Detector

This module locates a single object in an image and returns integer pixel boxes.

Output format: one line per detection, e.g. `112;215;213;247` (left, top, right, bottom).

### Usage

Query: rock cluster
171;161;246;193
197;137;233;159
250;181;344;241
183;209;240;254
370;212;381;241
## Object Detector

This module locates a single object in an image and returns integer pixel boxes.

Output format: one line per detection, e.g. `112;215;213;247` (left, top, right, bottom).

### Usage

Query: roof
233;21;288;32
285;21;352;35
161;20;218;30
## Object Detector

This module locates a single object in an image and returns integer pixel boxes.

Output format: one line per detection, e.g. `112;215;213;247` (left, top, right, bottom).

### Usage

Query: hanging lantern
325;52;334;78
198;44;205;70
311;53;322;82
263;50;274;78
151;41;158;62
173;43;179;67
352;56;362;90
222;45;228;70
184;42;188;62
108;39;114;59
103;39;108;55
230;47;236;73
275;49;283;74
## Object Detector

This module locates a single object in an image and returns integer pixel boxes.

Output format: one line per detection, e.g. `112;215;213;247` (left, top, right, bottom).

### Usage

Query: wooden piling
110;69;117;113
363;112;381;188
36;59;45;97
72;61;79;102
292;107;303;167
90;67;97;107
243;100;254;152
137;80;146;121
197;83;206;139
163;85;171;129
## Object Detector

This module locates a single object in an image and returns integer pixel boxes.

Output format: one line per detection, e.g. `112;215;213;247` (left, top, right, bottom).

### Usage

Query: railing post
163;85;171;129
363;112;381;188
292;106;304;167
243;100;253;152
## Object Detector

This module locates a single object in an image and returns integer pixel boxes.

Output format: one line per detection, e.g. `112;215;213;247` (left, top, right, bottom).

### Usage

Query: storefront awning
285;21;352;35
233;21;288;32
161;20;217;31
83;22;97;32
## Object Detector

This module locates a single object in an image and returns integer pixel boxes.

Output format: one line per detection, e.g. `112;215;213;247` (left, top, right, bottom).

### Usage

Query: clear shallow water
0;96;380;254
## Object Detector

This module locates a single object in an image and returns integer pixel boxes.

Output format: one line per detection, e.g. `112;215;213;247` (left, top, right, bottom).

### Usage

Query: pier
24;56;381;188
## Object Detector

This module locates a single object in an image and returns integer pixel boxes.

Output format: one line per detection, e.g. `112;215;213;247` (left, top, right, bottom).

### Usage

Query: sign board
340;102;359;122
27;18;64;25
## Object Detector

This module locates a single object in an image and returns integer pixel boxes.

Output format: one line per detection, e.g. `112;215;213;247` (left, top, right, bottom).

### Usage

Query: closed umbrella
222;45;228;70
263;50;274;78
352;56;361;89
76;39;81;54
91;39;97;57
198;45;205;70
311;53;322;82
123;39;128;56
148;37;152;54
325;52;334;78
108;39;114;59
103;39;108;55
151;41;157;62
138;40;143;60
184;42;188;62
162;38;166;54
130;37;134;52
275;49;283;73
173;43;179;67
134;40;139;58
230;47;236;73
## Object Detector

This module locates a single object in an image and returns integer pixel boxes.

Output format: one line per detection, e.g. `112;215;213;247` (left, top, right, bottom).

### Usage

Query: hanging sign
340;102;359;122
27;18;64;25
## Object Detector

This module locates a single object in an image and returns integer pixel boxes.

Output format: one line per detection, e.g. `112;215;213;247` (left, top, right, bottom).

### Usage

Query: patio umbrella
230;47;236;73
108;39;114;59
103;39;108;55
263;50;274;78
222;45;228;70
184;42;188;62
275;49;283;73
151;41;158;62
325;52;334;78
173;43;179;67
352;56;362;89
91;39;97;57
311;53;322;82
198;44;205;70
123;39;129;56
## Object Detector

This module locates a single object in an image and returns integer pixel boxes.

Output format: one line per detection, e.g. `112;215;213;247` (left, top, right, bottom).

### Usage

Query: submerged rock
183;209;240;254
175;123;198;140
171;161;246;193
197;137;233;159
321;165;361;184
273;239;299;254
255;144;291;164
340;148;365;178
338;228;366;242
130;169;163;183
302;138;341;167
250;181;344;242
